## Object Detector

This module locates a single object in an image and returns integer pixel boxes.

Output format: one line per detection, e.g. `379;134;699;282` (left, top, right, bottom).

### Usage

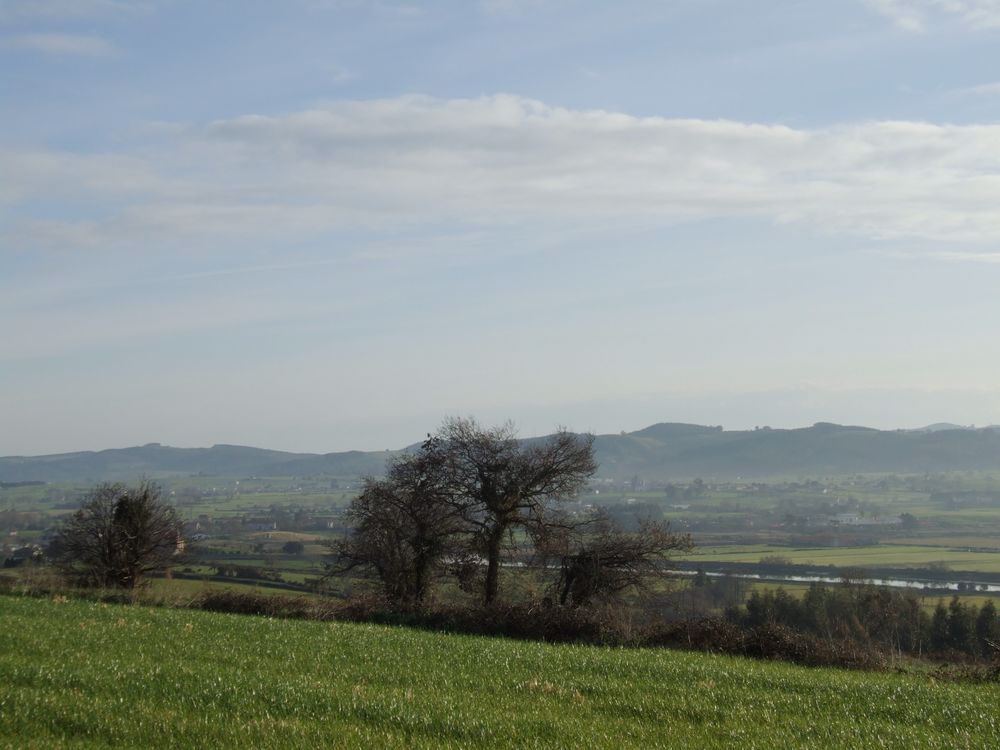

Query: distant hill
0;443;393;483
4;422;1000;482
910;422;970;433
592;422;1000;479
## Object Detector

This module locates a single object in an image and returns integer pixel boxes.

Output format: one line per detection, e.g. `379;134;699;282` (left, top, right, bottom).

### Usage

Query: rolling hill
3;422;1000;482
2;595;998;749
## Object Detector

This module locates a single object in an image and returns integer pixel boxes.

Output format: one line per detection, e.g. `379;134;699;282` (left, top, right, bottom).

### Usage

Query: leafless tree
433;418;597;605
329;437;466;606
553;514;692;607
52;480;184;589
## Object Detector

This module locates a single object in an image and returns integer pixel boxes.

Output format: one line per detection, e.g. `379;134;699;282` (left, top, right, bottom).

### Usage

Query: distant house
311;515;345;531
829;513;901;527
245;518;277;531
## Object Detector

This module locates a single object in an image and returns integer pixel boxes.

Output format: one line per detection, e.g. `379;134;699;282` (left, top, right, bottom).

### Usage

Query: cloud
865;0;1000;31
955;80;1000;96
0;0;151;22
923;250;1000;263
301;0;424;16
322;62;356;83
478;0;561;16
6;94;1000;252
0;32;117;56
1;150;160;201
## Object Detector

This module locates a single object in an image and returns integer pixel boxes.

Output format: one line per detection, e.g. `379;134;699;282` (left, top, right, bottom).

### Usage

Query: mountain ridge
4;421;1000;482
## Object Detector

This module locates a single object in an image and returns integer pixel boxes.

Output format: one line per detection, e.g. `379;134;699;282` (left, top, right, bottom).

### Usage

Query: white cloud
320;61;356;83
866;0;1000;31
0;32;117;56
478;0;561;16
1;150;160;201
924;250;1000;263
0;0;151;22
6;94;1000;252
955;80;1000;96
301;0;424;16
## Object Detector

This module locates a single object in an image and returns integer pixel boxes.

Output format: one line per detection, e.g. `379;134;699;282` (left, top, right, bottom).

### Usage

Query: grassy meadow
682;543;1000;571
2;595;999;749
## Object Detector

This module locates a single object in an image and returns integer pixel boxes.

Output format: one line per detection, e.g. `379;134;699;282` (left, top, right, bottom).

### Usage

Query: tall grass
1;595;999;748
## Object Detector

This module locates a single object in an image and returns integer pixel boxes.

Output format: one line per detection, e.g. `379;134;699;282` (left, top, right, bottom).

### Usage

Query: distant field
683;544;1000;572
745;581;1000;612
148;577;321;599
2;596;999;749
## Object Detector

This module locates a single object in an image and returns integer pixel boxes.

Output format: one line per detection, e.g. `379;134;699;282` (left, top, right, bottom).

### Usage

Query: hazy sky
4;0;1000;455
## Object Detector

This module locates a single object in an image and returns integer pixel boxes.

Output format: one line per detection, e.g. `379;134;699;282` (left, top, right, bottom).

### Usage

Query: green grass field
683;544;1000;572
2;596;999;749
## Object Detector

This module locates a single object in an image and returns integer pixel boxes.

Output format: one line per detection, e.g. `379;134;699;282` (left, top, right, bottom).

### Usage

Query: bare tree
330;438;466;606
53;480;184;589
554;514;692;607
434;418;597;605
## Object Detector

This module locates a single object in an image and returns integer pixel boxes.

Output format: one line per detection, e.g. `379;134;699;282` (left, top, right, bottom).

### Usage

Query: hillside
593;422;1000;479
2;595;998;749
0;442;392;483
4;422;1000;482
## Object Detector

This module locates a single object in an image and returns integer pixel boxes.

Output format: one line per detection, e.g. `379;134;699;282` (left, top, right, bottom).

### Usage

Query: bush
650;618;888;671
194;591;318;619
52;481;183;589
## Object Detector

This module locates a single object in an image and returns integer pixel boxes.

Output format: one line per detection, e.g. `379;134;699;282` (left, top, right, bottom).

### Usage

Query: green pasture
682;544;1000;572
2;595;999;749
0;477;355;519
891;536;1000;549
147;577;321;600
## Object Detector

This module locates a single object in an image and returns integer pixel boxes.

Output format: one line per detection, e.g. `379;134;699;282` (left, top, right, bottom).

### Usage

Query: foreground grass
2;597;999;749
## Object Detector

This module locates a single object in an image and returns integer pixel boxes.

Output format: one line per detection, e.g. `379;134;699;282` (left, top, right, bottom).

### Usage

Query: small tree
330;438;465;606
552;515;692;607
977;600;1000;657
282;541;305;554
433;418;597;605
947;595;979;654
930;601;950;652
53;480;183;589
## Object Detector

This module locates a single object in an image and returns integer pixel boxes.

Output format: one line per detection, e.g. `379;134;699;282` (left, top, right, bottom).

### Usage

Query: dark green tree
976;600;1000;656
930;601;950;652
947;596;978;654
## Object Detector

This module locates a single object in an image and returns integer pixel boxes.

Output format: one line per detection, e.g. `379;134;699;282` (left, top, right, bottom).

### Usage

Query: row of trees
330;418;691;607
930;596;999;657
736;583;1000;658
42;418;689;606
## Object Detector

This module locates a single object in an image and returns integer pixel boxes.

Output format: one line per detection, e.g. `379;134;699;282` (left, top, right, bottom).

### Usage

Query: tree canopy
52;480;184;589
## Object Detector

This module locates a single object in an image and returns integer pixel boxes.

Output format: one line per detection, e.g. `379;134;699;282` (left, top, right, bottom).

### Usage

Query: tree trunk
483;527;505;605
558;568;573;606
413;551;430;604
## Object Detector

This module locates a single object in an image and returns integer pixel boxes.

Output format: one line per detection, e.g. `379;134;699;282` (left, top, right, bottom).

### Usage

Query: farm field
8;471;1000;614
681;544;1000;572
2;595;999;749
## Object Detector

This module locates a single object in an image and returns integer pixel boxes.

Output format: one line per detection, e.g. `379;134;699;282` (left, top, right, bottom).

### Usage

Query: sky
4;0;1000;455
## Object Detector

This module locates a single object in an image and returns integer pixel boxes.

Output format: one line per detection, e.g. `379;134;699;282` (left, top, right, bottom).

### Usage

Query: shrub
52;481;184;589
